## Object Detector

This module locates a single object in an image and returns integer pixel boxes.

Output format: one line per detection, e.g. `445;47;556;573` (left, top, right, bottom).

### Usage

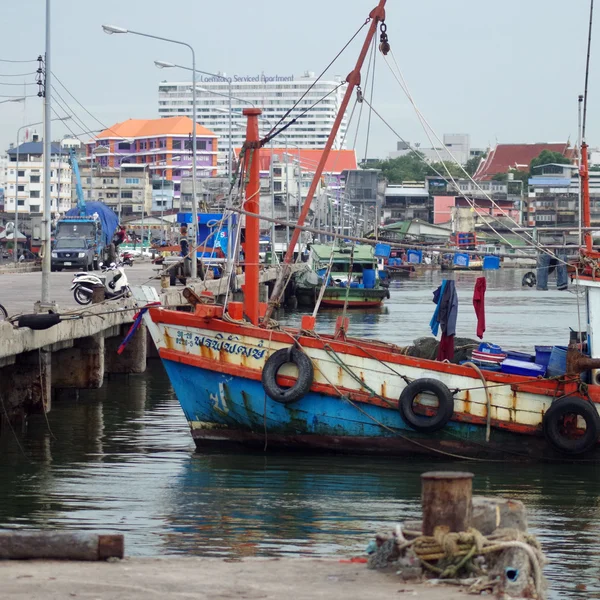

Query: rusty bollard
421;471;474;536
91;284;106;304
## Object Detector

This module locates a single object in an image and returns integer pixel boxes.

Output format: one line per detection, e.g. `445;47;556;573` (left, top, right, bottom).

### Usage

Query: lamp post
154;61;238;179
103;25;198;280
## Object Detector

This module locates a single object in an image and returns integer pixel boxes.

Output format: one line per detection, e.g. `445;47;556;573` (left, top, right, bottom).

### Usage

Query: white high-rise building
158;71;348;174
4;136;72;216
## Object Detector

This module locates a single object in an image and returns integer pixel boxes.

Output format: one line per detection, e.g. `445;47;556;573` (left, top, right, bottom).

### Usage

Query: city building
158;72;348;174
380;183;430;224
524;162;600;227
474;142;572;180
341;169;386;234
388;134;485;165
426;176;522;225
78;164;152;217
231;147;356;243
86;117;218;209
4;136;72;218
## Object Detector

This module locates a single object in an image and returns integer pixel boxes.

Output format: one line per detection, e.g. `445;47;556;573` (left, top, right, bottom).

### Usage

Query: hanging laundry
429;280;447;337
473;277;486;339
430;280;458;361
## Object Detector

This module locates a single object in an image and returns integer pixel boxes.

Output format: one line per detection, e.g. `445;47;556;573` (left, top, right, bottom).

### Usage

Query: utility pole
40;0;52;306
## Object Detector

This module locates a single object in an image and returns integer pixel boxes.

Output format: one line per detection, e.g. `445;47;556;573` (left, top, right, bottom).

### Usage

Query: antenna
583;0;594;140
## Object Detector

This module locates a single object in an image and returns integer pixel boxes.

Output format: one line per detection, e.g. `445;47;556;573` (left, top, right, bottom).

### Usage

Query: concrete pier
0;262;298;425
1;558;473;600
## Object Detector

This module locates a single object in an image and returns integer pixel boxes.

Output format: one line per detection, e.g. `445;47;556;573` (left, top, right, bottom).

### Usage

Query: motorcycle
71;262;131;305
121;251;134;267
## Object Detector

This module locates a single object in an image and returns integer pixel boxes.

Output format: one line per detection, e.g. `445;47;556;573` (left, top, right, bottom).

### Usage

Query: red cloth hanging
437;333;455;361
473;277;486;339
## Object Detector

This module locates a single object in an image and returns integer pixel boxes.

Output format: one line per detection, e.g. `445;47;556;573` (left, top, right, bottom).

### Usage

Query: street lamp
103;24;199;280
13;115;71;265
154;60;242;179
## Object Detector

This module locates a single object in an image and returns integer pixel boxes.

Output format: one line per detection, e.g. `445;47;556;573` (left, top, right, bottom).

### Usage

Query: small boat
301;243;388;309
142;0;600;461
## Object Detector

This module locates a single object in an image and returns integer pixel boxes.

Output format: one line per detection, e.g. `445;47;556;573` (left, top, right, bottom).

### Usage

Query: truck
51;149;119;271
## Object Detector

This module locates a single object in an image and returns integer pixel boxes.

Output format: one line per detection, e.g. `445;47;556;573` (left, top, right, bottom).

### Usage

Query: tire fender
261;346;314;404
399;378;455;433
542;396;600;455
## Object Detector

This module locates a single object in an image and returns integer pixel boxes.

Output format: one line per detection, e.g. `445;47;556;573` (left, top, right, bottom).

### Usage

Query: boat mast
264;0;388;322
242;108;262;325
581;0;594;253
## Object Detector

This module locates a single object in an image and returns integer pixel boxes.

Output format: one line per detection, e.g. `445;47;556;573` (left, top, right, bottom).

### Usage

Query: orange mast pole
264;0;387;323
242;108;262;325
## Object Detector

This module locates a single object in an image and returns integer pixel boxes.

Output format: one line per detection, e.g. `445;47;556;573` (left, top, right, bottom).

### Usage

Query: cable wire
265;18;370;137
0;58;36;63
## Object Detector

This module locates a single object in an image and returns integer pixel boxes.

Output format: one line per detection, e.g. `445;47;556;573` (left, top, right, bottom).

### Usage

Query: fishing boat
143;0;600;460
295;243;389;309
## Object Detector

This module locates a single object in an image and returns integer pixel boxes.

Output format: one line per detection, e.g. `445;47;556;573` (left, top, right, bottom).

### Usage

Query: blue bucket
363;268;376;289
547;346;568;377
534;346;553;367
407;249;422;264
483;256;500;270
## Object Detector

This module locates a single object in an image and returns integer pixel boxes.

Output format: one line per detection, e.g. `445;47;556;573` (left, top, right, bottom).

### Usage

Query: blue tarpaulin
65;202;119;247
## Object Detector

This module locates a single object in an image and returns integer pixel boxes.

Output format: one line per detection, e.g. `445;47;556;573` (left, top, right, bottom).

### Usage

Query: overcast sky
0;0;595;159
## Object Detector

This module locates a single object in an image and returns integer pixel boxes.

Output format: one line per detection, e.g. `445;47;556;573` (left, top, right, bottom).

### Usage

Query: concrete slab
0;558;473;600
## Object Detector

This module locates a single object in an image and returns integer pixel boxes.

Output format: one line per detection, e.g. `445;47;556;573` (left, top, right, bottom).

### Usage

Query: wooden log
421;471;473;536
0;531;124;561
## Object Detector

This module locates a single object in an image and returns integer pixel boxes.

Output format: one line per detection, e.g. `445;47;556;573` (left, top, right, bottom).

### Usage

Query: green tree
368;152;466;184
529;149;570;177
428;161;464;179
368;151;431;183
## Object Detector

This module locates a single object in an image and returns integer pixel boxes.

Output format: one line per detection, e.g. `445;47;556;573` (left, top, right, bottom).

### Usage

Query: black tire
543;397;600;455
93;259;99;271
0;303;7;321
399;378;454;433
262;346;314;404
74;285;92;306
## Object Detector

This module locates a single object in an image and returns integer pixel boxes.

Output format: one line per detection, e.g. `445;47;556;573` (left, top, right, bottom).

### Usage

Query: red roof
235;148;357;174
474;142;572;180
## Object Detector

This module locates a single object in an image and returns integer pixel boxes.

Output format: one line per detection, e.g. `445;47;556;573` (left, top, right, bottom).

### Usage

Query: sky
0;0;596;160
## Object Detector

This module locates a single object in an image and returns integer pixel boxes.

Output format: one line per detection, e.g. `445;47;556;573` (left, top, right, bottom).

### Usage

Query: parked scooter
121;251;134;267
71;262;130;305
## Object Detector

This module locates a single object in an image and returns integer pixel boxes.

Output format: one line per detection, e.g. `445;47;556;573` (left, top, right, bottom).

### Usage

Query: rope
382;51;567;265
463;362;491;442
407;526;545;595
264;18;370;137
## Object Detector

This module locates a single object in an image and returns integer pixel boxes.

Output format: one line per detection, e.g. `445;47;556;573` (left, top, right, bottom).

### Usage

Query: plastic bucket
534;346;553;367
363;268;376;289
546;346;568;377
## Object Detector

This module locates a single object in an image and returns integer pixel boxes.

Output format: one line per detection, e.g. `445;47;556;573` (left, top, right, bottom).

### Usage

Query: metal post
160;167;165;242
117;159;122;223
14;135;20;265
228;80;233;178
269;138;276;264
41;0;52;304
578;94;584;247
421;471;474;536
190;48;198;279
242;107;262;325
285;140;290;250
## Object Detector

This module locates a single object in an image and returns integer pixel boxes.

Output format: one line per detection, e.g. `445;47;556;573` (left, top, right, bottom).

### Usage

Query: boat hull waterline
149;308;600;460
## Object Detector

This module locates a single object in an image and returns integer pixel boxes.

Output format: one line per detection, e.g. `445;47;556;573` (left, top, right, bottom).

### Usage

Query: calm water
0;269;597;599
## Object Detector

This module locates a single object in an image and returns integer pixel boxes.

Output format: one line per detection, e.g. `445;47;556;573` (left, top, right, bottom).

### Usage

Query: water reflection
0;270;594;599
